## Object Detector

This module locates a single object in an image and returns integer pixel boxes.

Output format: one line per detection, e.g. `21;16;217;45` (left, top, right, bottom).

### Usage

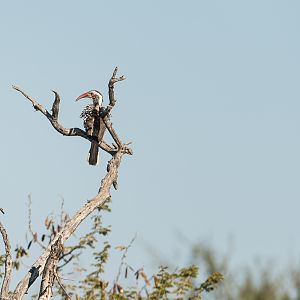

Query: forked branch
12;87;115;155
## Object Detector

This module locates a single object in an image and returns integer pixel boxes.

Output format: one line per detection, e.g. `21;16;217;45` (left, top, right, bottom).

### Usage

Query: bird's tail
88;140;99;166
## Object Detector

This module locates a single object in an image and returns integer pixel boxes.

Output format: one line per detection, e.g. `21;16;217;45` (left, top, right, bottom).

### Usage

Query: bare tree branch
12;86;116;155
9;68;132;299
106;66;126;114
11;147;126;299
0;221;13;299
102;117;123;149
13;66;132;158
96;67;127;149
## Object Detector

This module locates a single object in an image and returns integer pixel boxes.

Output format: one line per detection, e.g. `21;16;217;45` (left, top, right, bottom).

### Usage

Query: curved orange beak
76;92;91;101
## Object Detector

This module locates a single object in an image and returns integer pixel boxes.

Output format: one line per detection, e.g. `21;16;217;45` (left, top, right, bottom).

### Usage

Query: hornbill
76;90;105;165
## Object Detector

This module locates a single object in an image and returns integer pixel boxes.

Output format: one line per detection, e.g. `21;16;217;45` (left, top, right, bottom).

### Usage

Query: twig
102;117;123;149
59;195;65;227
138;275;153;299
115;235;137;285
99;67;126;148
57;255;77;270
59;245;83;261
54;271;71;300
57;245;83;270
107;66;126;113
28;195;46;250
0;221;13;299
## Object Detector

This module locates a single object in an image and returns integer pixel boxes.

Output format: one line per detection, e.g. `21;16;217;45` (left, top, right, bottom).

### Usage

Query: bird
76;90;105;165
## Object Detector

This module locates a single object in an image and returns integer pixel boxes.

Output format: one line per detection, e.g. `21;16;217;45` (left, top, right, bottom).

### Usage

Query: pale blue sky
1;0;300;288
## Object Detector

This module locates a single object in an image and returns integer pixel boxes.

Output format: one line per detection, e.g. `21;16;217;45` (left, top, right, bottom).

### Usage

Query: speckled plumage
80;104;99;136
77;90;104;165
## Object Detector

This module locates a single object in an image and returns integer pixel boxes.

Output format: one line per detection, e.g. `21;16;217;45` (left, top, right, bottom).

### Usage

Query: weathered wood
38;238;63;300
12;150;124;299
51;91;60;121
12;86;117;155
7;67;132;299
0;221;13;299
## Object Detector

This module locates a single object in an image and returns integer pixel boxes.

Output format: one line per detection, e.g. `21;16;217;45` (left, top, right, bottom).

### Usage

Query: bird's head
76;90;103;106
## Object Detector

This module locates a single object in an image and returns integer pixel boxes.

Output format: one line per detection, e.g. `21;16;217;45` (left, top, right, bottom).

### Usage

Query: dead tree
0;67;132;300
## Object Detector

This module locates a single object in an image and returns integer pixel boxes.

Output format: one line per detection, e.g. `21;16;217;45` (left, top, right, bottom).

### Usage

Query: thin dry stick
28;195;46;250
54;272;71;300
102;117;123;149
59;195;65;226
106;66;126;114
0;221;13;299
102;66;127;148
115;235;137;285
138;275;153;299
57;245;83;270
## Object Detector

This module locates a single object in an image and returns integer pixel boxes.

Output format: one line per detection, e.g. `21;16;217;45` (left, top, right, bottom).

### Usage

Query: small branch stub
51;91;60;121
107;67;126;114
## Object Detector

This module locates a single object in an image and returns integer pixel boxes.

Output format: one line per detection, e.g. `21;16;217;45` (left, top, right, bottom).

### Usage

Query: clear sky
1;0;300;288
